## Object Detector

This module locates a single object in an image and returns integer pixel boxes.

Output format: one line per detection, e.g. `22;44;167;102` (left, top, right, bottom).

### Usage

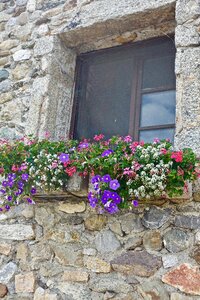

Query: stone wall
0;198;200;299
0;0;199;153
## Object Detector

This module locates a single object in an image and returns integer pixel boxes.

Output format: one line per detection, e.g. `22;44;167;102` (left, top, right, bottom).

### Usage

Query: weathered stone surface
62;270;89;282
16;243;28;261
0;283;8;298
163;229;190;253
12;63;30;80
84;256;111;273
0;69;9;82
0;242;11;256
0;224;35;240
111;250;162;277
13;49;31;61
0;79;11;93
52;243;83;266
34;287;57;300
142;207;171;229
57;282;91;300
0;262;17;284
89;273;133;293
143;230;162;251
83;248;97;256
176;0;200;24
109;221;123;236
120;214;144;234
39;262;63;277
170;292;196;300
85;215;107;231
124;236;142;250
175;24;199;47
162;264;200;295
0;92;13;104
137;280;169;300
95;230;121;253
175;215;200;230
58;201;86;213
34;36;54;56
0;40;18;50
191;247;200;264
15;272;35;293
61;215;84;225
195;231;200;245
0;57;9;66
162;254;178;269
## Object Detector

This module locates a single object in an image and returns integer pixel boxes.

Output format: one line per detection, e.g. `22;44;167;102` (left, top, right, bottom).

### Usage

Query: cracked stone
111;250;162;277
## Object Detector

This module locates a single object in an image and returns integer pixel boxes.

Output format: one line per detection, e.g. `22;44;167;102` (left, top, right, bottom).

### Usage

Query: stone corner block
15;272;35;293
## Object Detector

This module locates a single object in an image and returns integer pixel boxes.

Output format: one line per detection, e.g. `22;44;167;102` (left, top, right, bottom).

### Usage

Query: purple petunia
101;149;113;157
26;198;33;204
5;205;10;211
102;174;111;183
132;200;139;207
109;179;120;190
30;188;37;194
79;142;89;149
110;192;121;204
8;173;16;180
105;202;119;214
2;181;8;187
59;153;70;163
0;189;6;194
21;173;29;181
7;196;12;201
91;175;102;184
18;181;24;188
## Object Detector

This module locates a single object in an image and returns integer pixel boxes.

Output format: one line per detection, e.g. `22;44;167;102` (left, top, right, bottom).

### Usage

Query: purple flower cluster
0;170;36;212
101;149;113;157
88;174;121;214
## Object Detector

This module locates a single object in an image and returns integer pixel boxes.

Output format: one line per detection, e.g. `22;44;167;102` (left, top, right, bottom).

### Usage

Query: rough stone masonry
0;0;200;299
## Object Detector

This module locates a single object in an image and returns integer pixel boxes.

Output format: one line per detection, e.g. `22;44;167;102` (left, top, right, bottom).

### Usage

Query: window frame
70;36;176;141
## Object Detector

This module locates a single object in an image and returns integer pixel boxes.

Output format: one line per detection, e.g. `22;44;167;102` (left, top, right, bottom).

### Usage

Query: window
71;37;176;142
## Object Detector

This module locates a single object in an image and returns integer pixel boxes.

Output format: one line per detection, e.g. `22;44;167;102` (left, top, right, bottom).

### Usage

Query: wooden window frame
70;36;176;140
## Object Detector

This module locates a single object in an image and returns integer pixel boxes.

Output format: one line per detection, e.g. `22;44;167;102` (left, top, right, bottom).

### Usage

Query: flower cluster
0;134;199;213
88;174;121;214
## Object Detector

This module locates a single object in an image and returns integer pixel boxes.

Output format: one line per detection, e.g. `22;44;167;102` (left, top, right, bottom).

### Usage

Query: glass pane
139;128;175;143
140;90;176;127
142;56;175;89
75;55;134;140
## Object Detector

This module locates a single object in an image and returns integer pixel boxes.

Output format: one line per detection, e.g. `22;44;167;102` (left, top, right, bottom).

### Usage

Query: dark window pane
139;128;175;143
140;90;176;127
142;56;175;89
75;54;134;140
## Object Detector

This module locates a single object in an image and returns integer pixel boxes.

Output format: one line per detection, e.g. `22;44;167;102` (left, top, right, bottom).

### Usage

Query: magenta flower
109;179;120;190
59;153;70;163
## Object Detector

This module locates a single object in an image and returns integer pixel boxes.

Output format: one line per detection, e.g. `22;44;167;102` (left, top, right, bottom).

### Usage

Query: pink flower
124;135;132;143
133;161;141;171
177;167;184;176
11;165;19;172
0;167;4;174
171;151;183;163
19;163;27;171
140;140;144;146
44;131;51;139
123;168;136;178
154;138;160;143
51;161;58;169
94;134;104;141
65;166;76;177
160;148;167;155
